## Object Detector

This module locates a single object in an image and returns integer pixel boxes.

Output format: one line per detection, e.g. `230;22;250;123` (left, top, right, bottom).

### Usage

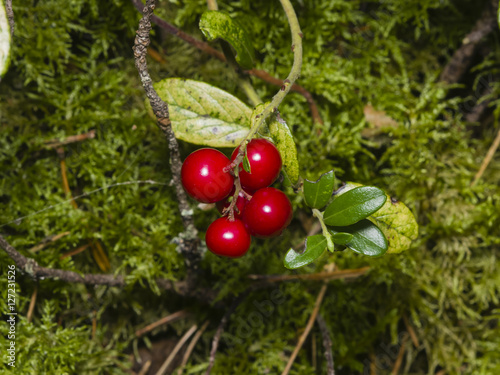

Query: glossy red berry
231;139;282;191
205;218;251;258
181;148;234;203
242;187;293;238
216;189;249;219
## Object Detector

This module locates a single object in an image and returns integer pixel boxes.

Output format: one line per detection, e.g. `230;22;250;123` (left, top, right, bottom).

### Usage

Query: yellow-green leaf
269;118;299;184
150;78;252;147
199;11;254;69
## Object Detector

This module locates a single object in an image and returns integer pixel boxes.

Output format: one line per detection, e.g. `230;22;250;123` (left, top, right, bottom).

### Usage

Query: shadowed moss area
1;0;499;374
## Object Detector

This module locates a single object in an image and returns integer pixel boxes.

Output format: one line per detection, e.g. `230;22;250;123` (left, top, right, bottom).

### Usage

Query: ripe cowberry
231;139;282;191
205;218;251;258
242;187;293;238
181;148;234;203
216;188;249;219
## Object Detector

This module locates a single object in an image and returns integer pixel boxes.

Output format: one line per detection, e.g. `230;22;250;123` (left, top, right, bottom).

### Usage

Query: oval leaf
330;220;388;257
336;182;418;254
331;232;353;245
303;170;335;209
269;118;300;184
368;196;418;254
151;78;252;147
0;0;11;79
323;186;387;226
199;11;254;69
284;235;327;269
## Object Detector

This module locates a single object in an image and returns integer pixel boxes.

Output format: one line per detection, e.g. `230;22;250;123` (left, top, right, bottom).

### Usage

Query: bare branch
43;130;96;149
248;266;370;283
472;125;500;186
155;324;198;375
135;309;190;337
281;284;328;375
132;0;200;272
205;291;250;375
176;320;210;375
390;334;408;375
440;0;498;84
316;314;334;375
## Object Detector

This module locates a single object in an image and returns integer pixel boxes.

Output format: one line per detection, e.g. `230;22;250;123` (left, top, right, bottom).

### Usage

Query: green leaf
242;153;251;173
150;78;252;147
0;0;11;79
269;118;300;184
336;182;418;254
331;232;353;245
303;170;335;209
323;186;387;226
330;220;388;257
284;235;327;269
199;11;254;69
368;196;418;254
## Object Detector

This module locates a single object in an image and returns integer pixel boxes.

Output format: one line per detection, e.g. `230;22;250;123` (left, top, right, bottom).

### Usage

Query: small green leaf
149;78;252;147
242;153;251;173
284;235;327;269
303;170;335;209
330;220;388;257
369;196;418;254
0;0;11;79
323;186;387;226
331;232;353;245
269;118;300;184
199;11;254;69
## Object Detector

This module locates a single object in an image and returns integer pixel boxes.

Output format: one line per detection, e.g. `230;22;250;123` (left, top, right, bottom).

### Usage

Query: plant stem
232;0;303;165
312;209;334;252
239;77;262;106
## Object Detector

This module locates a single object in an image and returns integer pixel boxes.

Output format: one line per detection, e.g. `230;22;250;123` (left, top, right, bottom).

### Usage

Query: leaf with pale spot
149;78;252;147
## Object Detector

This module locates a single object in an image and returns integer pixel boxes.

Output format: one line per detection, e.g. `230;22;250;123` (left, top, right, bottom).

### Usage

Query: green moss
1;0;500;374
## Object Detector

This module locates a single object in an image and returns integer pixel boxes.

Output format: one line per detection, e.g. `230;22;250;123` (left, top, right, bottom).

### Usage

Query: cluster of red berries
181;139;293;258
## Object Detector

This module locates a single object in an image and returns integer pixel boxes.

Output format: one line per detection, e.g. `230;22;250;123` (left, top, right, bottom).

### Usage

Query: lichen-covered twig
132;0;200;272
5;0;14;35
0;234;216;300
316;314;335;375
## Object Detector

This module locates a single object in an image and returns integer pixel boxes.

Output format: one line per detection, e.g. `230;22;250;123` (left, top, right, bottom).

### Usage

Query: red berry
242;187;293;238
231;139;282;191
181;148;234;203
205;218;251;258
216;189;249;219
